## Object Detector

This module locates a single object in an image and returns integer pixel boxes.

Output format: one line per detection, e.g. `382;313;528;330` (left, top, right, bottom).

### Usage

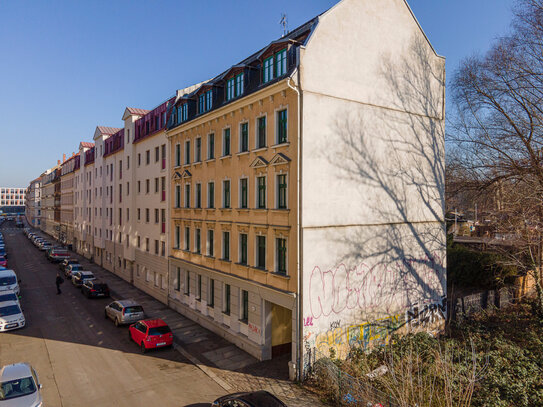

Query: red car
0;256;7;268
128;318;173;353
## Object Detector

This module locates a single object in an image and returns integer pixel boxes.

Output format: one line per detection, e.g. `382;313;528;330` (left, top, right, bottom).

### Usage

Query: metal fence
449;285;524;321
306;349;402;407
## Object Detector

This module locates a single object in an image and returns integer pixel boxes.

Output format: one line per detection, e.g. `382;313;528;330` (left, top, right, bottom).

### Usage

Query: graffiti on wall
406;296;446;331
308;254;444;321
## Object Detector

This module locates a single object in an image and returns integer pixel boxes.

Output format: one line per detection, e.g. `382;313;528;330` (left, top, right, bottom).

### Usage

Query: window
146;179;150;193
240;122;249;152
207;133;215;159
194;229;201;254
154;177;159;193
155;239;159;255
222;231;230;260
161;144;166;169
184;227;190;251
161;177;166;201
241;290;249;322
275;48;287;77
257;235;266;269
209;278;215;307
182;104;188;121
199;94;205;114
223;128;230;156
263;56;274;83
195;183;202;208
184;271;190;295
146;150;150;165
137;208;141;221
184;184;191;208
195;138;201;162
224;284;231;315
223;180;230;208
175;144;181;166
175;226;180;249
155;146;159;163
235;73;244;96
161;241;165;256
176;267;181;291
175;185;181;208
239;233;248;265
137;180;141;194
257;116;266;148
239;178;248;209
161;209;166;233
197;275;202;300
226;77;235;101
206;90;213;111
277;174;287;209
207;229;214;256
257;176;266;208
208;182;215;208
276;238;287;275
277;109;288;144
185;140;191;164
137;235;141;248
138;153;141;166
155;208;159;223
146;238;150;252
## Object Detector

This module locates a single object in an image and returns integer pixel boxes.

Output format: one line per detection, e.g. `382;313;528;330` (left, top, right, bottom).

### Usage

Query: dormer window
226;73;244;101
206;90;213;110
263;48;287;84
276;49;287;77
182;104;188;121
227;78;235;101
235;73;244;96
199;94;205;113
199;90;213;114
263;57;274;83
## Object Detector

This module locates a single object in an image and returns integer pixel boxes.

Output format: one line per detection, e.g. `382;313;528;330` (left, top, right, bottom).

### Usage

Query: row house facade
60;154;80;246
24;179;42;225
25;0;446;381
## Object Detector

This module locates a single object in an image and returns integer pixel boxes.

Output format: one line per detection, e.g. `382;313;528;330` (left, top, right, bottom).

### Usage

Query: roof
126;107;150;116
117;299;140;307
0;363;33;382
142;318;167;328
80;142;95;148
96;126;122;135
0;269;16;277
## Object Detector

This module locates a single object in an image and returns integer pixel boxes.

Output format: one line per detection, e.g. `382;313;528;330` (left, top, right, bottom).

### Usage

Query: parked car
71;271;95;288
59;258;79;272
0;248;6;259
38;242;52;252
0;363;43;406
47;247;70;262
0;257;6;268
0;270;19;296
211;391;287;407
0;301;25;332
81;280;110;299
105;300;145;326
128;319;173;353
0;290;20;306
64;264;83;279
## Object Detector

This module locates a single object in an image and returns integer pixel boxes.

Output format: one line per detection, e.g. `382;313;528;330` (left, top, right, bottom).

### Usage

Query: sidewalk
65;249;325;407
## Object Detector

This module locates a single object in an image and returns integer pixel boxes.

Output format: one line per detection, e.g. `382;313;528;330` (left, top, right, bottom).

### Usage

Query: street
0;221;223;407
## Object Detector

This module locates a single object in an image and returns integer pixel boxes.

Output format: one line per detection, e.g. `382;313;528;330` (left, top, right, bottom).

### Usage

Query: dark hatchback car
212;391;287;407
81;280;109;298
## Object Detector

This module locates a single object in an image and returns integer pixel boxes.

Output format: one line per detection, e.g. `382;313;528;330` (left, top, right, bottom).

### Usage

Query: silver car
0;363;43;406
104;300;145;326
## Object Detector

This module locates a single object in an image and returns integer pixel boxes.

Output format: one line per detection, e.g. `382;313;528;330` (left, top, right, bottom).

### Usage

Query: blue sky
0;0;514;187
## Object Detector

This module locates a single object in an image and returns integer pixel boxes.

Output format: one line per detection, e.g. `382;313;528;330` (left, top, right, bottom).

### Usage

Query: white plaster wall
299;0;446;368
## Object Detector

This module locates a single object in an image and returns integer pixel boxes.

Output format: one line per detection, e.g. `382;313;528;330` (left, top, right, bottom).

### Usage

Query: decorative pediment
270;153;291;166
172;171;183;181
250;156;269;169
182;169;192;178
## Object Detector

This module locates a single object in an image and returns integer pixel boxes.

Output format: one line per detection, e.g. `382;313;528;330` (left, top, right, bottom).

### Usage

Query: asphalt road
0;221;223;407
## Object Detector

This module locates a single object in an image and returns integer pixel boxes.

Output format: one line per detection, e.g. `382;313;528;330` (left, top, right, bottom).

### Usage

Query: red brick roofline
122;107;150;120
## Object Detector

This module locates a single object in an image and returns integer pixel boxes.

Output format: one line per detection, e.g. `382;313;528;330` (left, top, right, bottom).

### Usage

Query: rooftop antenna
280;13;288;37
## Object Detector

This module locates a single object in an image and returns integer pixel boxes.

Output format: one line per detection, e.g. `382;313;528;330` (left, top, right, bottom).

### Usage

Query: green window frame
199;94;205;113
257;116;266;148
227;78;235;101
240;233;248;265
277;109;287;144
257;176;266;209
240;122;249;152
257;236;266;269
208;133;215;159
235;73;244;96
276;238;287;275
223;180;230;209
263;56;274;83
182;103;188;121
206;90;213;111
278;174;287;209
195;138;201;162
241;290;249;322
223;128;231;156
175;144;181;166
275;49;287;77
240;178;248;209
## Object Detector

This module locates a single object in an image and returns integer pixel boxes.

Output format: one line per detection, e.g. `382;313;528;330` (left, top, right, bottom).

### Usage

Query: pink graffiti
303;317;314;326
248;323;261;334
309;254;443;320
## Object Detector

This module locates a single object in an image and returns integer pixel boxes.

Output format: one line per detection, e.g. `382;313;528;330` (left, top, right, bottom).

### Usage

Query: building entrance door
271;303;292;358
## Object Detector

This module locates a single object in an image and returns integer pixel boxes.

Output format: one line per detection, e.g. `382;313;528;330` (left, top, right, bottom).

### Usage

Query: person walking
55;272;64;295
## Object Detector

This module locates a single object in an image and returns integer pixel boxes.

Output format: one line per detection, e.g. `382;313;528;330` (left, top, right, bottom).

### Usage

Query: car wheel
141;342;147;354
115;318;120;327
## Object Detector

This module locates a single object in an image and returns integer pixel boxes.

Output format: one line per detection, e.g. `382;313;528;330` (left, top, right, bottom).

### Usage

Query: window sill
204;254;215;259
271;271;290;279
239;319;248;325
174;165;182;169
271;142;290;148
193;161;202;166
219;154;232;160
270;208;289;213
252;147;267;153
219;258;231;263
253;266;268;273
253;207;267;211
183;163;191;167
236;207;250;211
237;151;250;157
223;311;231;316
192;251;202;255
235;262;249;267
205;158;215;163
206;207;216;211
182;249;191;253
220;207;232;211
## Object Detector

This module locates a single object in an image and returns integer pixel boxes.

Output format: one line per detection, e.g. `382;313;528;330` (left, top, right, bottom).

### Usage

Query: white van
0;301;25;332
0;270;19;296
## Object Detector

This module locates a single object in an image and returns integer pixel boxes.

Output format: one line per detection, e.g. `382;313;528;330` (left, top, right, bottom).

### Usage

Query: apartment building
40;166;60;236
60;154;80;247
74;142;96;258
166;0;446;379
25;179;42;226
0;187;26;213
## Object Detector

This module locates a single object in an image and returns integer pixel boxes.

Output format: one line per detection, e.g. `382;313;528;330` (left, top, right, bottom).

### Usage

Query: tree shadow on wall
319;36;446;325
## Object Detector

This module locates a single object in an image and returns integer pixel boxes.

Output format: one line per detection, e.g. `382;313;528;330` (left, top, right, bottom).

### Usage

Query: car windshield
148;326;171;336
0;304;21;317
0;376;36;400
0;293;17;302
71;265;82;271
0;277;16;286
125;306;143;314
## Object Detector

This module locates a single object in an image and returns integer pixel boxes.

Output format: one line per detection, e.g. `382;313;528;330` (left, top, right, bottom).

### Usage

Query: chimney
72;152;75;157
63;153;66;162
57;160;60;165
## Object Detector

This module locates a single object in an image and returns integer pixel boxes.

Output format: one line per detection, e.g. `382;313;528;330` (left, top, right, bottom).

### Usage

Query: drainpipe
287;66;302;382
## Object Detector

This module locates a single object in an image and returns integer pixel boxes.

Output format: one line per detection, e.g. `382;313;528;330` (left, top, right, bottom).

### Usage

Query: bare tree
450;0;543;315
